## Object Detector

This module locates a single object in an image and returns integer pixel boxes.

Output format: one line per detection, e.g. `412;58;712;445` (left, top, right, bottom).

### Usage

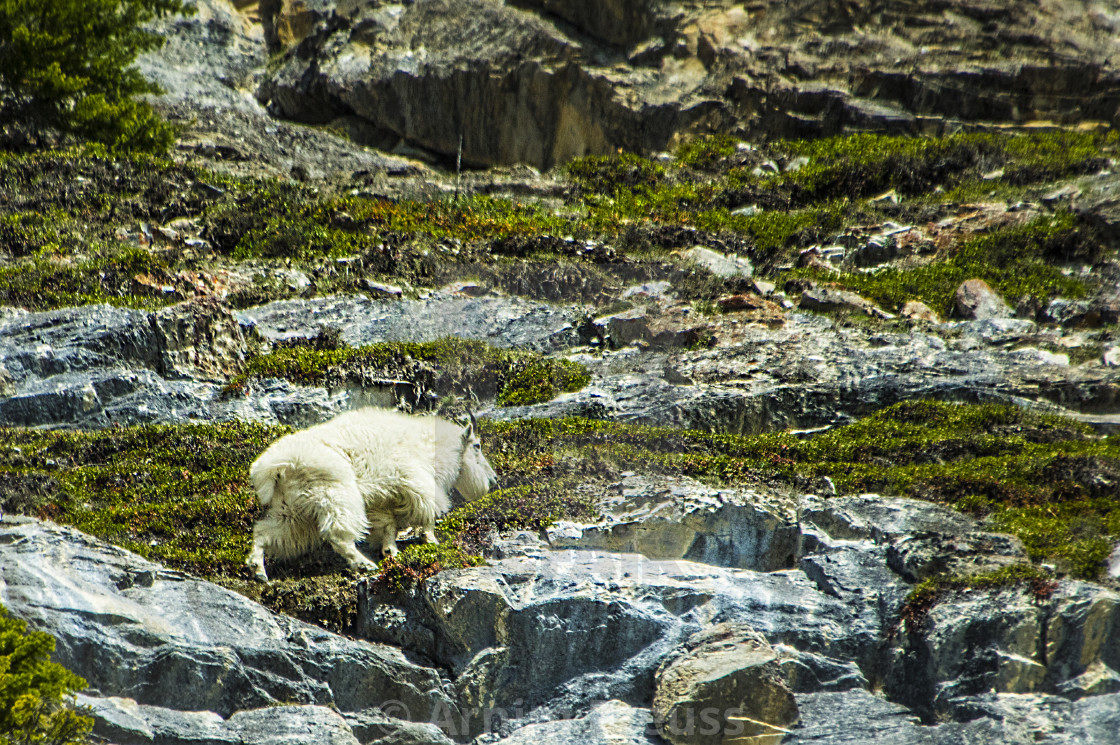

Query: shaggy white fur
246;408;498;581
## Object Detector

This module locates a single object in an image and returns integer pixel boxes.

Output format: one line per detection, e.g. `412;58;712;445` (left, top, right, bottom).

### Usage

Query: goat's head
454;412;499;501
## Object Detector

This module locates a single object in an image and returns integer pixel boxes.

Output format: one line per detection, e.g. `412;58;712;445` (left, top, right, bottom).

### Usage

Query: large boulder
652;623;799;745
885;579;1120;717
356;546;880;737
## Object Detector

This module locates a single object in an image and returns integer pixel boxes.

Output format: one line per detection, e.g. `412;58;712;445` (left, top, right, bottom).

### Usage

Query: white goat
245;408;498;581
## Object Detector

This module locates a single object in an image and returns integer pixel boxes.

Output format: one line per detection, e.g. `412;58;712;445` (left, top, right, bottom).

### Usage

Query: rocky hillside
2;0;1120;744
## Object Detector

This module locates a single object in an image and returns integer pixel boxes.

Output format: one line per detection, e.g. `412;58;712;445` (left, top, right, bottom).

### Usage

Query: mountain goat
245;408;499;581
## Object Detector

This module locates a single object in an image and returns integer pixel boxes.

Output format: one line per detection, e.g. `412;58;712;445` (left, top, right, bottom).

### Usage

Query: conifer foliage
0;605;92;745
0;0;188;152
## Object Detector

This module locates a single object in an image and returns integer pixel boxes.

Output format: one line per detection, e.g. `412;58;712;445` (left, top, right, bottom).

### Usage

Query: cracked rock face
258;0;1120;169
0;518;455;744
5;486;1120;743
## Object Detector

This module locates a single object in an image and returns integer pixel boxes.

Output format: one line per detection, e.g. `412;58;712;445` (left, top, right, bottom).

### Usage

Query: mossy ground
225;335;590;407
1;130;1114;315
2;401;1116;633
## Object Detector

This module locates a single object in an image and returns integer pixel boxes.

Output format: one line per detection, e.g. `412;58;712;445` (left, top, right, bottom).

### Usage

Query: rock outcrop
257;0;1120;168
6;487;1120;743
4;296;1117;434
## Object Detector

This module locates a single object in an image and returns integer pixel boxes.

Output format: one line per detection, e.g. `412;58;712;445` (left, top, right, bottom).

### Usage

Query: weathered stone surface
138;0;266;112
496;311;1120;436
886;531;1028;582
683;247;753;280
150;299;250;381
652;623;799;745
790;689;1120;744
357;548;878;735
594;307;712;350
488;700;659;745
801;494;978;544
953;279;1014;321
0;518;454;737
6;298;1116;437
80;696;363;745
546;474;799;571
260;0;335;52
238;294;582;353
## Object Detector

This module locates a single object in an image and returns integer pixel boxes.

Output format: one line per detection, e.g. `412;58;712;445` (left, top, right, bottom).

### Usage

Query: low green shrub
0;605;93;745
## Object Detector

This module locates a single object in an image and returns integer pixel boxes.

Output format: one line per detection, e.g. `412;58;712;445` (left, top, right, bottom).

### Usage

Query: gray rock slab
0;519;454;728
236;294;581;352
493;312;1118;436
484;700;660;745
546;474;799;572
80;696;361;745
0;304;162;384
801;494;978;544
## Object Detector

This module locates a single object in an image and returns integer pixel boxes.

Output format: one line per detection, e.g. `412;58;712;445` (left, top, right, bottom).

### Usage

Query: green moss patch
225;337;590;407
791;212;1093;316
0;421;287;576
898;564;1059;633
0;246;175;310
767;130;1115;204
3;130;1114;313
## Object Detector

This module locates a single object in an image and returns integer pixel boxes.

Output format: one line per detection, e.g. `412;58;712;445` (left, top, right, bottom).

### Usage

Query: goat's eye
474;443;482;450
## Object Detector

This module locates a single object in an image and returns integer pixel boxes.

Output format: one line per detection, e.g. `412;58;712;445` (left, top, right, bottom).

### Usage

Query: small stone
1103;347;1120;367
599;308;649;347
752;279;776;296
731;204;760;217
716;293;768;311
443;281;487;297
662;363;693;385
800;286;894;319
361;280;403;298
621;281;673;299
683;246;753;279
952;279;1013;320
900;300;939;323
0;365;14;397
784;155;810;172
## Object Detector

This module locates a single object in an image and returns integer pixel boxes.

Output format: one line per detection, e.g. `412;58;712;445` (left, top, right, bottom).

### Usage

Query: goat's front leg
246;526;270;582
368;513;399;558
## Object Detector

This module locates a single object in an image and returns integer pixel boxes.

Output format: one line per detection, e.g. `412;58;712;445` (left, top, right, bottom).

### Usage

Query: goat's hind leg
314;481;377;571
